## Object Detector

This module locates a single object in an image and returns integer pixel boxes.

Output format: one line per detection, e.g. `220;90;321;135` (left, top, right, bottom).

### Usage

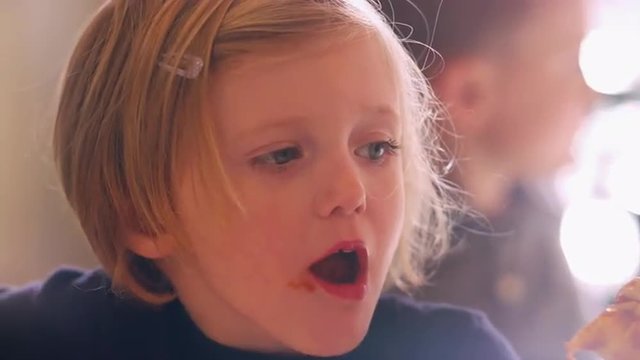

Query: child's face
165;33;404;355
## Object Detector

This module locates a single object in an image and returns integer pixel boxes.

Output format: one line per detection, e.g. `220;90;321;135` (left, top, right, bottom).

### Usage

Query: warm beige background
0;1;103;285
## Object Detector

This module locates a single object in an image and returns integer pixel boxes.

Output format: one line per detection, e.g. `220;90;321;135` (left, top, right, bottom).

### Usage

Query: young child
0;1;518;359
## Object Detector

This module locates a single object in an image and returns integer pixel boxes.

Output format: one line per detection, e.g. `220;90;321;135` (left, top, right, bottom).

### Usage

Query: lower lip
311;276;368;301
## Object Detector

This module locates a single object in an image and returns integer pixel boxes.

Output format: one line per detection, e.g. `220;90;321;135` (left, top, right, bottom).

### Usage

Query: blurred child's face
485;0;592;177
164;33;404;356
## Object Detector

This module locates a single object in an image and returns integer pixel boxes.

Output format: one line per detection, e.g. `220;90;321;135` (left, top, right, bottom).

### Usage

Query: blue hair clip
158;53;204;79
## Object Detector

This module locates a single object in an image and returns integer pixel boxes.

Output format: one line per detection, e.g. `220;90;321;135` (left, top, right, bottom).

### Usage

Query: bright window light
579;27;640;95
560;198;640;287
557;104;640;215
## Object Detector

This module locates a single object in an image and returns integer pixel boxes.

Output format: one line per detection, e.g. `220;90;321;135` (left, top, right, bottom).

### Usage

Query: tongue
309;251;359;284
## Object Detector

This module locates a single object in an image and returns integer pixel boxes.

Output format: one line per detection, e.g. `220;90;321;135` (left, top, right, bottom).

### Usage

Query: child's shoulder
0;268;152;359
356;293;520;360
0;267;113;321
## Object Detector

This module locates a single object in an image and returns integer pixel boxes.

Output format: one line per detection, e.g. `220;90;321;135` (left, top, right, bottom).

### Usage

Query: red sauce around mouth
287;278;316;293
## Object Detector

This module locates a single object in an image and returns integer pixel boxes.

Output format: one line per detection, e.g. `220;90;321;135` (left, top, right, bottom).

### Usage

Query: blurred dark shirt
418;185;584;360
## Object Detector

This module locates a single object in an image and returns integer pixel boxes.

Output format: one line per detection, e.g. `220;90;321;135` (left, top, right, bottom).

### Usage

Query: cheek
520;67;585;127
368;167;405;248
361;156;405;199
514;84;582;149
220;183;309;272
366;181;405;291
184;212;296;299
176;182;293;283
496;80;557;142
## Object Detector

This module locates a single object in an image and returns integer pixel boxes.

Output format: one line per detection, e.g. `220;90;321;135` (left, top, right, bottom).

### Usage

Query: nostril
328;193;366;216
315;167;367;217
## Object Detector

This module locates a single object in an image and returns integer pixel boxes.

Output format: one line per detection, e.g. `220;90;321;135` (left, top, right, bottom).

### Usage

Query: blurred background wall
0;1;102;285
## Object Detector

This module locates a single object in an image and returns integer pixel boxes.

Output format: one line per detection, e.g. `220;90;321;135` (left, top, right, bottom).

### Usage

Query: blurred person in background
382;0;596;359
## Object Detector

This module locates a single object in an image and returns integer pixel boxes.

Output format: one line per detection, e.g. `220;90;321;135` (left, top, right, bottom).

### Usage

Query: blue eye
356;139;400;161
253;146;302;166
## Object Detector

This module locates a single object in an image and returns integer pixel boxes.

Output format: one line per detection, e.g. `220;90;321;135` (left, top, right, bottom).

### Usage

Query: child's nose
313;159;366;218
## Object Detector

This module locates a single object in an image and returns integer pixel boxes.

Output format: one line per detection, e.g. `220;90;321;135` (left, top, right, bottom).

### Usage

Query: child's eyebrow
358;104;402;130
362;105;399;121
233;116;308;140
232;104;400;140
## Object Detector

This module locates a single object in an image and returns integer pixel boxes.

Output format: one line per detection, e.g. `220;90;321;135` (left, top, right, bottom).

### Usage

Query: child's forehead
209;30;399;96
213;28;382;73
204;32;403;138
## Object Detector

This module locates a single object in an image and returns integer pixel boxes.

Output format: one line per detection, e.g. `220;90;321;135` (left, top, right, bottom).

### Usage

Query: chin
293;327;368;357
281;305;373;357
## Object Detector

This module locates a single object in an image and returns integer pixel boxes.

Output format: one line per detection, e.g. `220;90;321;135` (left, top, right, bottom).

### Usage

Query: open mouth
307;241;368;300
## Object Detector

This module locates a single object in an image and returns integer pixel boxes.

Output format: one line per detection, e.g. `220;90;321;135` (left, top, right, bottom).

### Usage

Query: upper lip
309;240;368;265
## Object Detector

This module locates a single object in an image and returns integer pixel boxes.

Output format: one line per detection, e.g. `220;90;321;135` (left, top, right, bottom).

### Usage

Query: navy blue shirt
1;268;519;359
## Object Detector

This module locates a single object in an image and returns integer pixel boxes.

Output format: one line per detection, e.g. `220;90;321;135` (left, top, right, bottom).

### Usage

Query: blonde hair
54;0;450;304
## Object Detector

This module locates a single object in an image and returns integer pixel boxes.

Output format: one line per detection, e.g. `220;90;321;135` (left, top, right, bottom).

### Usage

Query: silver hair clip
158;53;204;79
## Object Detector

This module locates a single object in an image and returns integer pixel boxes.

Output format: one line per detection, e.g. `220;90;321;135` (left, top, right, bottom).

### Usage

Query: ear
432;56;499;136
122;229;177;260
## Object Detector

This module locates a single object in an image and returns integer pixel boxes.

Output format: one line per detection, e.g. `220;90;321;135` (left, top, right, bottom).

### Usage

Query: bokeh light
579;26;640;95
560;198;640;287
